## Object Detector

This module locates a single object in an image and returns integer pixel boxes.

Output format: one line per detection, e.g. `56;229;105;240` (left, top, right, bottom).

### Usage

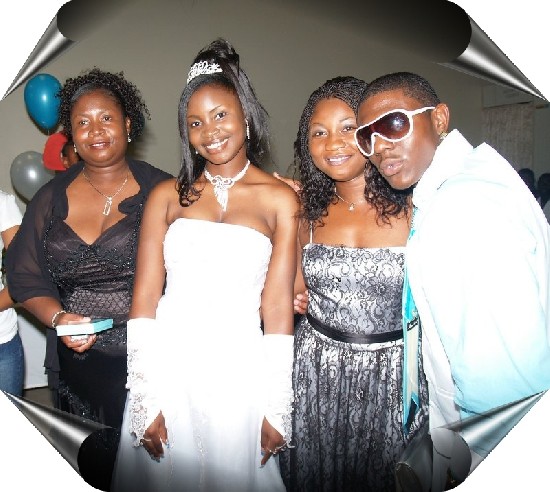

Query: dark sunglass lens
356;126;373;152
375;112;409;139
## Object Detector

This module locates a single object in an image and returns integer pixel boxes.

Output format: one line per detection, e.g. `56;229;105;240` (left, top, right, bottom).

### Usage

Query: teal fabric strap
402;207;420;434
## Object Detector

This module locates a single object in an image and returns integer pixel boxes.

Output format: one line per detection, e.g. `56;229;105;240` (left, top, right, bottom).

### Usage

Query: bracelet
51;310;67;329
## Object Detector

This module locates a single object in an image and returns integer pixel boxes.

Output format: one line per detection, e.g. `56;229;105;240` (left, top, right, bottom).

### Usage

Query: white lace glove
262;334;294;443
126;318;162;447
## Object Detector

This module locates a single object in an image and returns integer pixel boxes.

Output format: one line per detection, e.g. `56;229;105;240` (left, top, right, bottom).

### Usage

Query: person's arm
126;181;171;459
293;219;309;315
1;225;18;251
420;180;550;415
3;185;93;353
259;184;299;464
0;225;19;312
129;185;170;319
261;189;299;336
271;174;308;314
0;287;14;313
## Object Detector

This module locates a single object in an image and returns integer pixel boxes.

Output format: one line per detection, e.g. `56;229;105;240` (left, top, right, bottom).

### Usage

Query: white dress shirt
408;129;550;429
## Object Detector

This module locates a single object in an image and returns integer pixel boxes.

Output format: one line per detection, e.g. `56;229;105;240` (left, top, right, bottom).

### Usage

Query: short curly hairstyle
296;76;411;227
362;71;440;108
57;68;150;141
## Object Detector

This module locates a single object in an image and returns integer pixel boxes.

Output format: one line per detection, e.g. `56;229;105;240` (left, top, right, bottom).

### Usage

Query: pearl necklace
82;169;130;216
334;191;366;212
204;160;250;211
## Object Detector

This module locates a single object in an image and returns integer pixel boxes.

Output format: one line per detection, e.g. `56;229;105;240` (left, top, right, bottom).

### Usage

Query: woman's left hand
260;417;286;466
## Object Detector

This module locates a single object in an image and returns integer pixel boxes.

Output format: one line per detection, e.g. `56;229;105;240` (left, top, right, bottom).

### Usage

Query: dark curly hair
176;38;270;206
57;67;150;141
537;172;550;207
296;76;411;227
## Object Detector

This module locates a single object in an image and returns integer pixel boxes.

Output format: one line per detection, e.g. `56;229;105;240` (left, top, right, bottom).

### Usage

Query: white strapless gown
112;218;285;491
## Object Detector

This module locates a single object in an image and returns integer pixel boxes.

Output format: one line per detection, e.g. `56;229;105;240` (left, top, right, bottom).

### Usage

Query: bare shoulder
144;178;179;211
151;177;178;193
147;178;178;199
248;165;300;212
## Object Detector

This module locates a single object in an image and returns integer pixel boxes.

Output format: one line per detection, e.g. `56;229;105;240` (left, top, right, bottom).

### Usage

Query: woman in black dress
6;68;171;431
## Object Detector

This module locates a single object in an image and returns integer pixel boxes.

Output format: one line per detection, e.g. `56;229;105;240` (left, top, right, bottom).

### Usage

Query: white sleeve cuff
262;334;294;442
126;318;162;446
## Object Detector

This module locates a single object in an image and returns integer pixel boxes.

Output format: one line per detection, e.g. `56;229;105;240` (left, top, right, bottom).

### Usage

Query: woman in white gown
111;38;298;491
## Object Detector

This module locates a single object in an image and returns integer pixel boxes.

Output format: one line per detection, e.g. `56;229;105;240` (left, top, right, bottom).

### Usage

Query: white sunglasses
355;106;435;157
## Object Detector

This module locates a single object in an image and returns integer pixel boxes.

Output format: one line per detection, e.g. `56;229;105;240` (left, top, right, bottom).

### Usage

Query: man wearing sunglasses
356;72;550;439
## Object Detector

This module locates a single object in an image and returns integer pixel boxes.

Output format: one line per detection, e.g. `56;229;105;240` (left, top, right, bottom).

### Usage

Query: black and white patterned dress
282;242;429;492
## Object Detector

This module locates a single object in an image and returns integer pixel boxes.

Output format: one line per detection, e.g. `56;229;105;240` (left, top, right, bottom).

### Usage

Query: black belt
306;313;404;344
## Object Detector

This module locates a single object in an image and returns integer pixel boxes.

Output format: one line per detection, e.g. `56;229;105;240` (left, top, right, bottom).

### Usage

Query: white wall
0;0;488;205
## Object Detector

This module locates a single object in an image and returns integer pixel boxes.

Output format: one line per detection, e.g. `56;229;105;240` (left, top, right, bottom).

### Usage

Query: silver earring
439;131;448;142
74;143;77;153
194;148;199;155
127;135;132;143
245;119;250;140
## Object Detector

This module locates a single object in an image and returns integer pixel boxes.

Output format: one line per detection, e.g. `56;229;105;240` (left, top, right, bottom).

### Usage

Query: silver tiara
186;61;223;84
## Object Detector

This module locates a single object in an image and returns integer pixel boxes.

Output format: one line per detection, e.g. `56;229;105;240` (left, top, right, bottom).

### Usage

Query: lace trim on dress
126;346;161;446
265;400;294;445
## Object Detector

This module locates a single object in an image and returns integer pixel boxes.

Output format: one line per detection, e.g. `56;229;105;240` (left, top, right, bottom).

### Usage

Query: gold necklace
82;169;130;216
334;191;366;212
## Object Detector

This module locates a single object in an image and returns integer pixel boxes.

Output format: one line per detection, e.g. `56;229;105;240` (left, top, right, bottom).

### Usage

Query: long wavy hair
296;76;411;227
176;38;270;206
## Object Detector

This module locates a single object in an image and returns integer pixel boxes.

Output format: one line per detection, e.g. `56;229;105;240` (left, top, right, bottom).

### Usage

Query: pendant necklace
82;169;130;216
204;160;250;211
334;191;365;212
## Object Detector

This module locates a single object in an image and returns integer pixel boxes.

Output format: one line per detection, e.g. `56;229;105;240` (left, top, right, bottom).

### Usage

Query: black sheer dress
46;213;138;429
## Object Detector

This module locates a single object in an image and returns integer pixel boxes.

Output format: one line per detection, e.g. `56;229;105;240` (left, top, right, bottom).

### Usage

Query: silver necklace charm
204;160;250;211
334;191;365;212
82;169;130;216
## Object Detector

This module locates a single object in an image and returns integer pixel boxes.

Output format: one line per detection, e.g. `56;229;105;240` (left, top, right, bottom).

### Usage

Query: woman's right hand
60;334;97;353
141;412;168;460
56;312;97;353
293;290;309;315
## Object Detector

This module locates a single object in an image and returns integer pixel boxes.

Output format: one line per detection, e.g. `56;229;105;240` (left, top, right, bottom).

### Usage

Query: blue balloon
24;73;62;131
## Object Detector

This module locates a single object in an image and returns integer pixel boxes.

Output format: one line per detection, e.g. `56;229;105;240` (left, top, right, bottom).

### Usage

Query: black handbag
395;421;433;492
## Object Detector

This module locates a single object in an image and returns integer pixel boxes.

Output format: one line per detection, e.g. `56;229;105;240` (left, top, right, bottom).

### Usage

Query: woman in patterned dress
280;76;429;492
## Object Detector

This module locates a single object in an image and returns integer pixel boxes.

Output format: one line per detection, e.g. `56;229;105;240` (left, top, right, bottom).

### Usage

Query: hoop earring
245;119;250;140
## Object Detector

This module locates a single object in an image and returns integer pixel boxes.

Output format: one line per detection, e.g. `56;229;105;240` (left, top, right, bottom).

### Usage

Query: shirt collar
412;129;473;210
